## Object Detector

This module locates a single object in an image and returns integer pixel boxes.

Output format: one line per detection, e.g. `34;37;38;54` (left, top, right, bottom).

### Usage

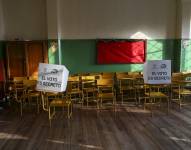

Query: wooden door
6;42;26;78
6;41;48;79
26;41;47;77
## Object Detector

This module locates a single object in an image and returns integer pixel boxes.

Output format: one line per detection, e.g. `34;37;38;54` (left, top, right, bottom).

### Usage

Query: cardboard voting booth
143;60;171;84
36;63;69;92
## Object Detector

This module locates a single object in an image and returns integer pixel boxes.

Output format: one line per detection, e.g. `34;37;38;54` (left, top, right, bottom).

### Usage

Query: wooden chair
12;77;27;116
127;72;141;78
23;79;41;114
88;72;102;77
67;76;83;104
133;76;146;106
171;81;191;109
41;92;72;127
97;79;116;111
172;72;184;82
116;73;137;105
81;75;98;108
101;72;115;80
28;76;38;80
144;84;170;116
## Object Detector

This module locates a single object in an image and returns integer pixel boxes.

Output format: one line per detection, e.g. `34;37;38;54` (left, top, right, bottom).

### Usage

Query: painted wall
50;0;182;73
181;0;191;38
0;0;5;40
2;0;47;40
46;0;58;39
60;39;179;74
0;0;186;73
59;0;176;39
0;0;178;40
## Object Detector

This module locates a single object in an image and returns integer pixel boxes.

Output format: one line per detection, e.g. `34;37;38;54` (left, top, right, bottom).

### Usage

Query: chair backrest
81;75;96;90
68;75;80;82
172;72;184;82
116;72;129;79
88;72;101;76
148;84;170;95
120;78;134;87
67;81;81;93
97;79;115;96
12;77;27;99
116;73;135;88
23;79;37;91
182;72;191;81
28;76;38;80
101;72;115;80
41;92;49;111
81;75;95;81
82;80;96;90
13;77;28;82
67;76;80;89
97;79;114;86
13;76;27;89
134;76;144;86
128;72;141;77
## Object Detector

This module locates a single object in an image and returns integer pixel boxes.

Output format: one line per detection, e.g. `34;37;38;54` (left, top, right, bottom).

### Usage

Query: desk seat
145;92;168;98
50;99;72;106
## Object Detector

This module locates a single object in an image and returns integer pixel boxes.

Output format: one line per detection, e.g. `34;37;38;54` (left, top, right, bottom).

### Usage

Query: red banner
97;40;146;64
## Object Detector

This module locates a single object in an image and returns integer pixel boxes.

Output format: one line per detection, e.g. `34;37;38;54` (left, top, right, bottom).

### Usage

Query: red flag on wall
97;40;146;64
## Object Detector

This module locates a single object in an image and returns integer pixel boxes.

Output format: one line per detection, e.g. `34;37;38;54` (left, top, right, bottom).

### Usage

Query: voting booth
143;60;171;84
36;63;69;92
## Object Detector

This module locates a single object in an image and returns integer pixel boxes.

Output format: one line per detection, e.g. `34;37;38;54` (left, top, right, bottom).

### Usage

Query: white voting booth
143;60;171;84
36;63;69;92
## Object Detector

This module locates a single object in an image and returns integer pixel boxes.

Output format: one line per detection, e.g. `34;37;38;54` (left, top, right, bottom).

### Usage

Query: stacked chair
81;75;98;108
116;72;137;105
11;77;27;116
9;77;40;116
10;71;191;123
144;84;170;116
97;75;116;111
23;79;41;114
41;92;72;127
67;76;83;105
171;72;191;109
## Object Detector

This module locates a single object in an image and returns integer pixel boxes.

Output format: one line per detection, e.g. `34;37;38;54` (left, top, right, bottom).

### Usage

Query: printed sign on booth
143;60;171;84
36;63;69;92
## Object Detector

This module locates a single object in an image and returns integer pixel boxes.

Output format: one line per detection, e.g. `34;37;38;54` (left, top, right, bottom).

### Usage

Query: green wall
60;39;181;74
180;39;191;72
0;39;183;74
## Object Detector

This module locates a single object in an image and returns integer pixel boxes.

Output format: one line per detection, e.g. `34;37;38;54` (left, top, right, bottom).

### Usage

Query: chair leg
144;98;146;110
49;107;51;127
134;90;137;105
68;104;71;119
179;99;182;110
121;92;124;105
37;97;40;114
167;99;169;115
67;105;69;118
70;102;73;118
114;97;116;112
97;98;99;111
87;96;89;107
100;98;102;109
20;101;23;117
150;99;153;117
